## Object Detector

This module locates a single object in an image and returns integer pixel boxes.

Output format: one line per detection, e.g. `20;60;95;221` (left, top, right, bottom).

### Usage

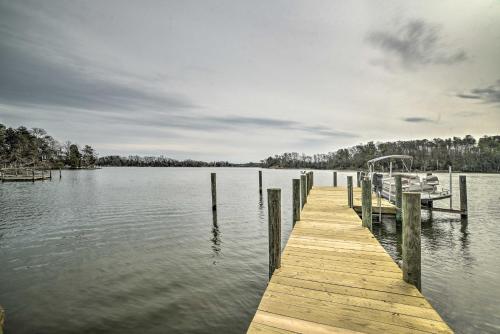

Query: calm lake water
1;168;499;333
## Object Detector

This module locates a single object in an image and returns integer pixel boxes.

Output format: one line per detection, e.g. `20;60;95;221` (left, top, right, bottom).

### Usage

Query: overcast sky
1;1;499;161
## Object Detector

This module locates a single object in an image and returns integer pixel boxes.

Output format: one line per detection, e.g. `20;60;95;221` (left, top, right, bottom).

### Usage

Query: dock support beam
333;171;337;187
395;175;402;223
402;192;421;292
211;173;217;211
59;168;62;179
356;171;361;188
449;166;452;209
32;170;35;182
259;170;263;194
460;175;468;218
300;174;307;208
267;188;281;280
347;176;353;208
292;179;300;226
361;178;372;231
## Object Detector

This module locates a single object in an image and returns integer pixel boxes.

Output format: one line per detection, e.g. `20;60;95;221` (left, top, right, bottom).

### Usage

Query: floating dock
0;169;52;182
247;186;452;334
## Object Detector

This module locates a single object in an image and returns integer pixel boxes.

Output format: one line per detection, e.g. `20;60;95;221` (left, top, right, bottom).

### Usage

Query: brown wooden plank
247;187;452;334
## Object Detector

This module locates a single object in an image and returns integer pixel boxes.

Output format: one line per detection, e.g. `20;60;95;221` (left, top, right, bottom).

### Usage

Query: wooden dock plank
247;187;452;333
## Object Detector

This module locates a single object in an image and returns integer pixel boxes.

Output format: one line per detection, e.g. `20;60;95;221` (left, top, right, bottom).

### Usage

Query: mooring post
356;171;361;188
259;170;263;194
402;192;421;291
449;166;452;209
292;179;300;226
347;176;353;208
267;188;281;280
307;172;312;195
395;175;403;223
49;169;52;179
459;175;468;218
377;191;382;222
59;168;62;179
32;170;35;182
300;174;307;208
211;173;217;211
361;177;372;230
333;171;337;187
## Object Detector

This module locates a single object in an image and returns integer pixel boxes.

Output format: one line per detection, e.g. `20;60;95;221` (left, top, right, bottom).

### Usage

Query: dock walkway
248;186;452;334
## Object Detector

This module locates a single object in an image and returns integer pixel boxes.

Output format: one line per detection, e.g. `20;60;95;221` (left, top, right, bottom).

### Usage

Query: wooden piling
32;170;35;182
300;174;307;207
59;168;62;179
292;179;300;225
460;175;468;218
395;175;402;223
211;173;217;211
306;172;309;195
258;170;263;194
49;169;52;179
347;176;353;208
361;178;372;230
267;188;281;280
333;171;337;187
402;192;421;291
449;166;452;209
356;171;361;188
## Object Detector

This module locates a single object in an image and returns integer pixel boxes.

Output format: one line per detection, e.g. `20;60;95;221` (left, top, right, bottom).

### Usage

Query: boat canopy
367;155;413;165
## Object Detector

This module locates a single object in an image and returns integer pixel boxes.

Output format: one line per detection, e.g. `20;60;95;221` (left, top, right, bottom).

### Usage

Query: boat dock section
247;186;452;334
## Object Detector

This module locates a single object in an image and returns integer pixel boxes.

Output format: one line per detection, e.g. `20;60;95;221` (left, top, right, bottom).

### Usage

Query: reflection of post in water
211;210;221;256
257;192;265;223
460;217;469;251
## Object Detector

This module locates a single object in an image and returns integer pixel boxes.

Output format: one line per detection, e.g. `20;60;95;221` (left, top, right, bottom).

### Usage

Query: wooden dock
248;186;452;334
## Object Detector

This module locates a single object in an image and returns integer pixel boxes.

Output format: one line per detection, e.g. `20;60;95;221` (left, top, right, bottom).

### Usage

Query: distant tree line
261;135;500;172
97;155;234;167
0;123;97;169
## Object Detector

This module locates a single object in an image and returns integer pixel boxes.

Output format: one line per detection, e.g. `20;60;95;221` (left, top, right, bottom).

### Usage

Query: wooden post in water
211;173;217;211
292;179;300;226
32;170;35;182
300;174;307;208
347;176;353;208
333;171;337;187
258;170;263;194
267;188;281;280
449;166;452;209
459;175;468;218
59;168;62;179
402;192;421;291
361;178;372;230
395;175;403;223
356;171;361;188
49;169;52;179
307;172;310;195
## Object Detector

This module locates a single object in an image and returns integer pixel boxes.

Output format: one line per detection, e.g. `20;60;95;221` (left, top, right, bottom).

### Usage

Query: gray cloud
0;39;196;112
367;19;467;69
456;80;500;104
403;117;434;123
